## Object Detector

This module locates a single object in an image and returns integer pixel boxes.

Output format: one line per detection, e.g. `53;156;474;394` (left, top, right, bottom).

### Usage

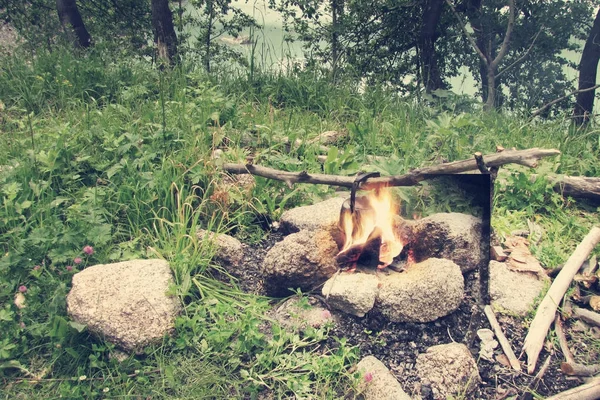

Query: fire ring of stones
265;195;483;323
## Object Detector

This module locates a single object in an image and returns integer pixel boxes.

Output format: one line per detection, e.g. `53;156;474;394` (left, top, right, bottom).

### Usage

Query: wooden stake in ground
522;227;600;374
223;148;560;189
483;305;521;371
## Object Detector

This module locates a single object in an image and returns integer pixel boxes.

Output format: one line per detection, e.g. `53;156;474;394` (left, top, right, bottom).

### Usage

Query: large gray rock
279;197;346;234
416;343;481;400
409;213;482;273
322;273;379;317
376;258;464;322
356;356;411;400
66;259;180;353
262;229;339;296
197;229;244;269
490;260;549;316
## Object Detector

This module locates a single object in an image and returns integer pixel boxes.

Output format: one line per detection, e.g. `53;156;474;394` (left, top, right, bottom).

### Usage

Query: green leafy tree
452;0;594;112
1;0;151;52
188;0;257;72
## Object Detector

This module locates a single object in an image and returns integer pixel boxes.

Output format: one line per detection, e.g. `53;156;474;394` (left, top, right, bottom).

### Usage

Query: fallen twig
572;306;600;327
554;314;575;365
561;362;600;377
553;314;600;376
522;226;600;374
544;376;600;400
484;305;521;371
223;148;560;189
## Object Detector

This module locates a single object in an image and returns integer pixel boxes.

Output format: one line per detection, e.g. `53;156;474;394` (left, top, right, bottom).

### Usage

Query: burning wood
335;189;404;271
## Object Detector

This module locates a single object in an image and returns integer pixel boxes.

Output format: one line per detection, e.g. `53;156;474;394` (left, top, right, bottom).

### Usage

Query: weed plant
0;44;599;398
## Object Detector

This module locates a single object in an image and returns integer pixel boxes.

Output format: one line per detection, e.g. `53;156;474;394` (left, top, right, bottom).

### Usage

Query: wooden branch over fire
223;148;560;189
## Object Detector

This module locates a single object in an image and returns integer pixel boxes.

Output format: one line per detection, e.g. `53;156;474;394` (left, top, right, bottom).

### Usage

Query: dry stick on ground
572;306;600;327
553;314;600;376
483;305;521;372
554;314;575;365
544;377;600;400
522;227;600;374
223;148;560;189
546;175;600;202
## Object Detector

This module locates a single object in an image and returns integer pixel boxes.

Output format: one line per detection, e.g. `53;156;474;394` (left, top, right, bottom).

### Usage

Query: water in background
206;0;585;99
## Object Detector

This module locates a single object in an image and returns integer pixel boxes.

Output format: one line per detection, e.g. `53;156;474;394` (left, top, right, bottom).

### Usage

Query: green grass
0;45;599;398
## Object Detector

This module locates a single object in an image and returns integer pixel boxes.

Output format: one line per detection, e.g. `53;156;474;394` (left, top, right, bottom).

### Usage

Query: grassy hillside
0;46;599;398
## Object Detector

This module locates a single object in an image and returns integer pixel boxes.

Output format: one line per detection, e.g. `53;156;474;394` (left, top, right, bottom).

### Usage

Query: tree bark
419;0;445;92
331;0;343;81
56;0;91;48
204;0;215;72
151;0;178;65
573;9;600;125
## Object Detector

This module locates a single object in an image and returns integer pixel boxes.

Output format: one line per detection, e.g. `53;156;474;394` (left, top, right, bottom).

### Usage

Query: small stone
356;356;411;400
322;273;379;317
416;343;481;400
409;213;483;273
477;328;495;342
376;258;464;323
262;228;338;296
279;197;346;234
197;229;244;269
490;261;548;316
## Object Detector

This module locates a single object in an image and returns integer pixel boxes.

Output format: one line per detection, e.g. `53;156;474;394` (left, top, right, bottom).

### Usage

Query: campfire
335;188;405;271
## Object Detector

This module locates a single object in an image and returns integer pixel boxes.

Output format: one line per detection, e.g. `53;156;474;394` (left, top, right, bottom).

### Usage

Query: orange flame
339;188;403;268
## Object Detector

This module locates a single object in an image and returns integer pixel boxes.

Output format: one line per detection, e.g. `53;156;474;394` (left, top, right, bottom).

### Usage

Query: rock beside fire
279;196;346;234
322;273;379;317
489;260;549;316
66;259;180;353
356;356;411;400
197;229;244;269
416;342;481;400
409;213;482;273
262;228;339;296
376;258;464;322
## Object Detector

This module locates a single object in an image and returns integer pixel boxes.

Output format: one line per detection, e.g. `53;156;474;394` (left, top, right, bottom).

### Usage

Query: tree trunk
151;0;178;65
205;0;214;72
331;0;342;81
56;0;91;48
419;0;445;92
465;0;487;102
573;9;600;125
485;65;497;110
